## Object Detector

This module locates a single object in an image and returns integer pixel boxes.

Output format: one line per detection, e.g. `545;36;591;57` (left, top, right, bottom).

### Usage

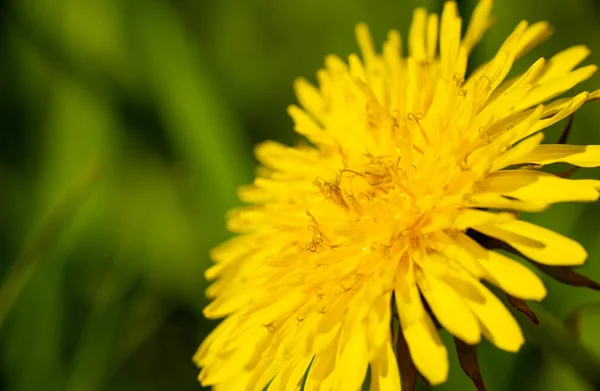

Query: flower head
195;0;600;389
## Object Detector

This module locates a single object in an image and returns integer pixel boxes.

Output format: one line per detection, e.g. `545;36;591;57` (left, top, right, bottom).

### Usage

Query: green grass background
1;0;600;390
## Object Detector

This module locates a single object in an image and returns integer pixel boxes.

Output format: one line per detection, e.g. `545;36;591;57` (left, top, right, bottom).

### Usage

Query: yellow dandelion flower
195;0;600;390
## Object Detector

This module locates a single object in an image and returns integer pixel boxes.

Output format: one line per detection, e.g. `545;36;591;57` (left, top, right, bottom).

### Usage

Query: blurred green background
1;0;600;390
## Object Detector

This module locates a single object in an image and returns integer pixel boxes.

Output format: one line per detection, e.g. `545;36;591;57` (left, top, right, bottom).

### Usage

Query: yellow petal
521;92;591;137
426;13;439;59
466;21;527;95
312;293;352;354
334;328;370;391
444;271;524;352
428;1;464;118
369;342;401;391
439;0;462;76
470;21;548;87
474;219;587;266
365;292;393;357
513;65;597;112
212;372;251;391
520;144;600;167
432;232;486;278
194;315;238;366
255;140;320;173
482;251;547;300
349;53;367;81
294;78;324;121
476;170;600;205
515;21;553;59
383;29;403;83
210;234;252;264
245;356;281;391
409;8;428;61
203;290;253;318
395;258;448;385
462;0;493;54
267;355;313;391
200;326;270;385
490;132;544;171
417;269;481;344
528;92;589;136
401;316;448;385
537;45;591;84
467;192;547;212
488;57;546;103
287;106;334;151
242;289;306;325
468;105;543;172
305;331;340;384
356;23;376;65
454;208;516;230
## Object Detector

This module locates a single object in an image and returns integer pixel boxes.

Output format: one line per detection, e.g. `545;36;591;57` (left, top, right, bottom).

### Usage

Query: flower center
313;148;467;250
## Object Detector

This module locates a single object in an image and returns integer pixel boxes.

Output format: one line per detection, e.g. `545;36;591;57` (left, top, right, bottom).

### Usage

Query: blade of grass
64;256;130;391
0;162;101;330
128;0;253;244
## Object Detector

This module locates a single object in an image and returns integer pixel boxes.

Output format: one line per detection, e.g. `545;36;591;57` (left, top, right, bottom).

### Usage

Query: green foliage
1;0;600;390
